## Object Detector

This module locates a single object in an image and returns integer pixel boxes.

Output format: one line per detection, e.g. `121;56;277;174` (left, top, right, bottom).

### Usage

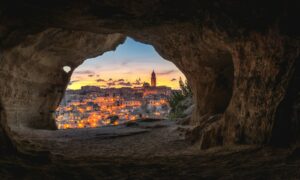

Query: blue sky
68;37;186;89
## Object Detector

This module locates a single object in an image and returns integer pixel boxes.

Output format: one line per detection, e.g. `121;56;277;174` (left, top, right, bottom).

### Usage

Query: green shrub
168;78;192;118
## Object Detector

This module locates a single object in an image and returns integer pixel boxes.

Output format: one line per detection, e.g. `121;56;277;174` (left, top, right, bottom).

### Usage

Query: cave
0;0;300;179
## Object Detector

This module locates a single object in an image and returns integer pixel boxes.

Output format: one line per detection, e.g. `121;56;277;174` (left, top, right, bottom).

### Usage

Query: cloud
88;74;94;77
107;82;116;86
112;79;125;84
156;70;176;76
96;78;106;82
108;78;113;81
121;61;129;66
96;75;100;77
74;70;95;75
68;80;79;85
170;78;177;81
132;78;142;86
118;82;132;87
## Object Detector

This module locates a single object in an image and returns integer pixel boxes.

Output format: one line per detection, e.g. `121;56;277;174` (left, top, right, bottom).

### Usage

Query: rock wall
0;0;299;152
0;29;125;149
271;57;300;146
222;32;299;146
132;26;299;148
0;99;17;154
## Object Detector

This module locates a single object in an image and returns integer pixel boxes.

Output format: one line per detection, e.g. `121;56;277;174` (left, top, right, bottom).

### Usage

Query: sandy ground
16;119;196;158
1;119;300;179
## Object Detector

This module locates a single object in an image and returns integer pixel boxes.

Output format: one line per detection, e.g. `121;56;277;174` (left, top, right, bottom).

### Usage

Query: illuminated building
55;70;176;129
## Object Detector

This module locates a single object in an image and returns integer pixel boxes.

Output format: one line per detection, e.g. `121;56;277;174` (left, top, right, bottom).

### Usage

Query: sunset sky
67;37;186;90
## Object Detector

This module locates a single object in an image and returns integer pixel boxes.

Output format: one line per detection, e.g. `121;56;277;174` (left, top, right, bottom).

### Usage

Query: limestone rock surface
0;0;300;178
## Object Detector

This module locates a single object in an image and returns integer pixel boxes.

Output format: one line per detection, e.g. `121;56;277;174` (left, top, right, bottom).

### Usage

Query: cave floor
1;119;300;179
17;119;196;158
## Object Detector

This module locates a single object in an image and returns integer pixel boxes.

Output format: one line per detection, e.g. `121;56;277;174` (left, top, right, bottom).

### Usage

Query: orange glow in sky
67;37;186;90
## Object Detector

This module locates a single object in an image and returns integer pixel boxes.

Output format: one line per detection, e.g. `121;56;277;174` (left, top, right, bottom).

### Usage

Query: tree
179;77;192;97
168;78;193;118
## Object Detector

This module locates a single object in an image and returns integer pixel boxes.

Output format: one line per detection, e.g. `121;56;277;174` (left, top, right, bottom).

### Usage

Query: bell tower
151;70;156;87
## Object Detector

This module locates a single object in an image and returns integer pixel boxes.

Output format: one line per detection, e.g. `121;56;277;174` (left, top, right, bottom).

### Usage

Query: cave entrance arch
0;29;235;152
55;37;188;129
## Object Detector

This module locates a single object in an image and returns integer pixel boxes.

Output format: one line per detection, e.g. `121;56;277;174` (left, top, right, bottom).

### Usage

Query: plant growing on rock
168;77;193;118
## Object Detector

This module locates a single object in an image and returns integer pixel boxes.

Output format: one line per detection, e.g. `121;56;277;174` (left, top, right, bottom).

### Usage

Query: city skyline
57;74;173;129
67;37;186;90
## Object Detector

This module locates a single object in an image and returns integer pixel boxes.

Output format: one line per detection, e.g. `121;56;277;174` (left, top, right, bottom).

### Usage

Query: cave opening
2;1;300;178
55;37;188;130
